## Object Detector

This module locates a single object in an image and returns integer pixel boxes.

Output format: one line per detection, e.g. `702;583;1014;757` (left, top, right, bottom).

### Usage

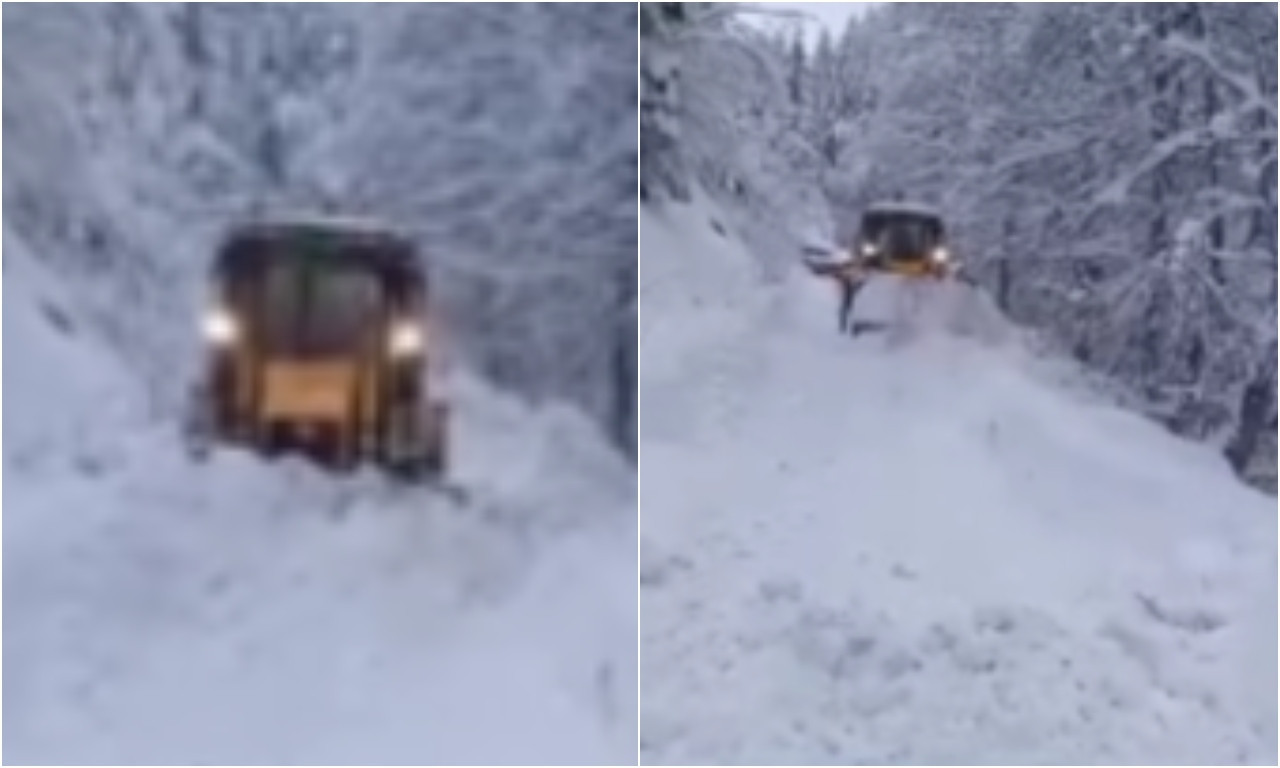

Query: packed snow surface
639;199;1277;765
5;234;636;765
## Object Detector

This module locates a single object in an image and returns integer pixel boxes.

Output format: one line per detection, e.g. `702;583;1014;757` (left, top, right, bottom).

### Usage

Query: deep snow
4;231;637;765
639;198;1277;765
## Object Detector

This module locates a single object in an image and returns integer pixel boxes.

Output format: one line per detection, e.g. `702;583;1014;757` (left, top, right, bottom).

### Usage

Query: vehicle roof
215;218;421;278
242;211;409;235
862;201;944;221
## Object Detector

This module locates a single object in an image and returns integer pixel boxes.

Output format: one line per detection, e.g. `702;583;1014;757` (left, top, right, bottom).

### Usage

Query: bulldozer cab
189;220;447;479
212;223;425;361
856;204;951;277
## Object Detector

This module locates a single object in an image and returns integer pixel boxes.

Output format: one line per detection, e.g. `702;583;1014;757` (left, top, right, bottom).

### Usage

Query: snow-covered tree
4;4;638;456
639;3;832;274
669;2;1275;489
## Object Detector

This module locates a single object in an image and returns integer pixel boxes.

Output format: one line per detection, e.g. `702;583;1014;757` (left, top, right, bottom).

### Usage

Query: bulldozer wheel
423;440;446;476
185;431;213;463
383;436;445;485
385;456;433;484
377;401;448;484
182;395;218;463
422;402;448;475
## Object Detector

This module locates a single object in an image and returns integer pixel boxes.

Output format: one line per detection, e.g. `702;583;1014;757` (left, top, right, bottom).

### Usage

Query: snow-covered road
5;236;637;765
639;200;1277;765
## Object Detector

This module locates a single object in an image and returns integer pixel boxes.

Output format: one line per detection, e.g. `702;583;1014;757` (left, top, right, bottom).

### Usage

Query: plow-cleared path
639;199;1277;765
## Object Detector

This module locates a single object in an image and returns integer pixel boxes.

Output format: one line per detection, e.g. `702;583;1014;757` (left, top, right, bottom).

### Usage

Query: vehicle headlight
202;307;239;345
388;322;424;358
861;242;878;257
930;246;950;264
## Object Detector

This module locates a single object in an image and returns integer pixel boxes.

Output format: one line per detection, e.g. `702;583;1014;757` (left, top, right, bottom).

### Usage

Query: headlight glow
202;307;239;345
861;242;878;257
930;246;950;264
388;322;424;357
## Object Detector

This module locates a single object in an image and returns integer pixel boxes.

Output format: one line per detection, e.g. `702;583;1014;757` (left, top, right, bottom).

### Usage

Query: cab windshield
861;212;944;259
259;259;383;358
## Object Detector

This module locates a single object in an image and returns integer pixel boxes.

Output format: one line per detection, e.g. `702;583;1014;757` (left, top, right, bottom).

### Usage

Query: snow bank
5;270;635;765
639;198;1277;765
4;228;146;471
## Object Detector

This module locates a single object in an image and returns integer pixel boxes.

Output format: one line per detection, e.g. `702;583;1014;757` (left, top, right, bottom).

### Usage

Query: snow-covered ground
5;232;637;765
639;198;1277;765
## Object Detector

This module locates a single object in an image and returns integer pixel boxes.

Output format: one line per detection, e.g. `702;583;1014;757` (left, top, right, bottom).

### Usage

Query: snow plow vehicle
184;219;448;480
803;203;961;336
804;203;957;281
850;203;956;279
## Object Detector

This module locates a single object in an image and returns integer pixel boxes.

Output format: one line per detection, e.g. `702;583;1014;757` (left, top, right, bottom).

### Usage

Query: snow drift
639;197;1277;765
5;227;637;765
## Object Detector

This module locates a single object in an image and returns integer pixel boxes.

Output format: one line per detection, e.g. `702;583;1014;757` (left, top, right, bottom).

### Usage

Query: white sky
742;3;875;48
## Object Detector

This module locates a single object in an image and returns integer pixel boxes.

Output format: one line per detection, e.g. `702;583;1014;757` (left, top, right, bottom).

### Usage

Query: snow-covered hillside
639;199;1277;765
5;239;636;765
5;6;637;763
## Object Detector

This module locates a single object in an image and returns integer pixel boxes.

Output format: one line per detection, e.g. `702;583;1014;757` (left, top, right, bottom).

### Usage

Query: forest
642;2;1277;490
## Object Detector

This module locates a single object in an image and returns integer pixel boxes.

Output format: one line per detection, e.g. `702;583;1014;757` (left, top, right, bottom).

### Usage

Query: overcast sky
742;2;875;48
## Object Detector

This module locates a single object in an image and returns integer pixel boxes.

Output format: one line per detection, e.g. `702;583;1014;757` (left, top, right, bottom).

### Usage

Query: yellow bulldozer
803;203;960;335
184;219;448;480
